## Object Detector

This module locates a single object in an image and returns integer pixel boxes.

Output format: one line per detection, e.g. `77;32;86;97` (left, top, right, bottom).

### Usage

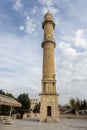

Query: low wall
11;113;87;119
12;113;40;119
60;114;87;119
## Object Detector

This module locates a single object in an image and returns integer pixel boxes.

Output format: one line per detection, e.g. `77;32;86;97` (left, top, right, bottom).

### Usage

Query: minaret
40;12;60;122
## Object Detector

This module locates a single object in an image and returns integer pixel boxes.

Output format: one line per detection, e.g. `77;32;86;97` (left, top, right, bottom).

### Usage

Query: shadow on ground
22;117;39;122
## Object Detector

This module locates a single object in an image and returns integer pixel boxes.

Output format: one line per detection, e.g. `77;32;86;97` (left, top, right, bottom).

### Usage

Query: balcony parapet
41;39;56;48
42;19;55;29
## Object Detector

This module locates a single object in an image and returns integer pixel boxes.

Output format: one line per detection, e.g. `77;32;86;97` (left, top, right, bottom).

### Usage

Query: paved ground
0;118;87;130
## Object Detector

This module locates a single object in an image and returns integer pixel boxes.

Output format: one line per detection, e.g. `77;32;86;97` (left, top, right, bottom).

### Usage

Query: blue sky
0;0;87;105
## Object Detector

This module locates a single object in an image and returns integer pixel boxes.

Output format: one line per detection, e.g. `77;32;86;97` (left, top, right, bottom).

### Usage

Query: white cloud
0;34;41;98
39;0;60;29
56;28;87;104
59;42;77;59
25;16;37;34
74;29;87;49
56;49;87;104
39;0;60;16
39;0;53;7
42;6;59;15
31;6;38;14
19;25;24;31
13;0;23;11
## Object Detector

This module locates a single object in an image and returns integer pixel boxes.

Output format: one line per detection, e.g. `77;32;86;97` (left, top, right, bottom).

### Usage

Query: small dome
44;11;53;20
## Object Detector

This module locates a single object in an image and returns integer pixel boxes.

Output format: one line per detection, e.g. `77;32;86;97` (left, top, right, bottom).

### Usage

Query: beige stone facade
40;12;60;122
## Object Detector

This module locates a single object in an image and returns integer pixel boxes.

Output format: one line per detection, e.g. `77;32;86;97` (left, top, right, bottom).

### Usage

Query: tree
70;98;76;114
70;98;76;109
33;102;40;113
6;93;14;98
0;89;5;95
69;98;87;114
83;99;87;109
17;93;31;119
75;98;81;110
0;89;14;98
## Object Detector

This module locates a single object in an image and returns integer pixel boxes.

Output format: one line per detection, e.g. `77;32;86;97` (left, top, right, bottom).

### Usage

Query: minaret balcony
41;39;56;48
39;92;59;96
42;19;55;29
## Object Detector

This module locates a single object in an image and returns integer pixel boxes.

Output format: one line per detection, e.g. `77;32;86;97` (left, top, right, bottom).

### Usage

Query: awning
0;94;21;107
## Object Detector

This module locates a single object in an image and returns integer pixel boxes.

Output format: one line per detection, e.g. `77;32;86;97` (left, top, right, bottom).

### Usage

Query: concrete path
0;118;87;130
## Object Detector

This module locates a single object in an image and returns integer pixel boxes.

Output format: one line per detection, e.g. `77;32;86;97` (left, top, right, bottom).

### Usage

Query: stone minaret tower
40;12;59;122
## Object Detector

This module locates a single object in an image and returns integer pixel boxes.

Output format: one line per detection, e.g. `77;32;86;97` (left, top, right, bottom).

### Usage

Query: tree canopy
33;102;40;113
17;93;31;118
69;97;87;114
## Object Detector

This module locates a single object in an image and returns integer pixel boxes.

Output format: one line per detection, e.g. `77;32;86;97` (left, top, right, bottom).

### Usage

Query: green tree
70;98;76;109
70;98;76;114
80;100;87;110
0;89;14;98
33;102;40;113
83;99;87;109
76;98;81;110
0;105;10;115
80;100;83;110
17;93;31;119
0;89;5;95
6;93;14;98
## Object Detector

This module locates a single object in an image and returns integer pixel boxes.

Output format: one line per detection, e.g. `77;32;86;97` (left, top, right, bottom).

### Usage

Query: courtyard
0;118;87;130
